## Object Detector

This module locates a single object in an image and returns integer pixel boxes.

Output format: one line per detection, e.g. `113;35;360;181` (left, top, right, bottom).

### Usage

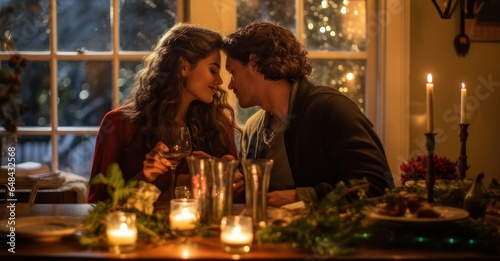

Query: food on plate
374;195;407;217
414;202;441;218
374;193;441;218
406;193;425;214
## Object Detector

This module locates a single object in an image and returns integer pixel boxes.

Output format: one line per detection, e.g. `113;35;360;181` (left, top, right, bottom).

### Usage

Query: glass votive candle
106;211;137;254
169;198;199;237
220;215;253;253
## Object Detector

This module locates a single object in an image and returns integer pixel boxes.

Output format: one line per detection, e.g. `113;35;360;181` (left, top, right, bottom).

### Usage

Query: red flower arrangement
400;154;459;186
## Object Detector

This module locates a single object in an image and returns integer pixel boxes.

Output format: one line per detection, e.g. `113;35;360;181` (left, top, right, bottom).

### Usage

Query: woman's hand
216;154;245;194
233;170;245;194
142;142;172;182
267;189;298;207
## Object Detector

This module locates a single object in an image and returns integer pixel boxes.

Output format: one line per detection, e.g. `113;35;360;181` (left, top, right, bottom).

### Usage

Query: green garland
78;163;174;249
257;178;500;256
79;165;500;255
256;179;371;256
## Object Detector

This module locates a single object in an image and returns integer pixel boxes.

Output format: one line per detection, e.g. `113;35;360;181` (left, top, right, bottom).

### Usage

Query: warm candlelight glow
461;83;467;124
106;211;137;253
170;207;198;230
220;216;253;253
220;215;253;253
221;225;253;245
107;222;137;245
426;73;434;133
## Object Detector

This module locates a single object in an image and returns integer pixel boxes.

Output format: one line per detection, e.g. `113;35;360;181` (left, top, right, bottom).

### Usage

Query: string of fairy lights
236;0;366;114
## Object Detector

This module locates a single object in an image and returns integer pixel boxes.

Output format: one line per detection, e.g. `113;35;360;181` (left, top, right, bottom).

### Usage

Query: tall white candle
461;82;467;124
426;74;434;133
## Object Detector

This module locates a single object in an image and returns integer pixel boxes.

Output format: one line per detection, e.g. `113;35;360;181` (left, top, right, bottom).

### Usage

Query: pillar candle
461;83;467;124
426;74;434;133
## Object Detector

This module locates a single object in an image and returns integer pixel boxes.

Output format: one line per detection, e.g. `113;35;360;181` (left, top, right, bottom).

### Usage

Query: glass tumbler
187;156;239;228
241;159;274;228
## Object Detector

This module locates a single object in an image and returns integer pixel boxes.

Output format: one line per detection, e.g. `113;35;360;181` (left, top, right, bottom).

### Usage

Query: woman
87;23;241;204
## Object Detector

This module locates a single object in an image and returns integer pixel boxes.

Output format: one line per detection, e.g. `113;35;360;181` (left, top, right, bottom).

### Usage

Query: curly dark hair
122;23;240;157
222;20;312;83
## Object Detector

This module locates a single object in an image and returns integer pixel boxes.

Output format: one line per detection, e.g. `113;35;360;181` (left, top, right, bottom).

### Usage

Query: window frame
2;0;410;184
297;0;378;123
0;0;186;172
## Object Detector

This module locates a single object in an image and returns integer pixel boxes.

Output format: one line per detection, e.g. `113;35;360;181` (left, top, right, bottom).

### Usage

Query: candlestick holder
458;123;470;180
425;132;436;203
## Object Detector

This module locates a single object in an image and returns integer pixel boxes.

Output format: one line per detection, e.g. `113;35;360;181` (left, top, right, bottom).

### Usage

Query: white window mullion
112;0;120;108
50;0;59;172
365;0;378;126
296;0;304;44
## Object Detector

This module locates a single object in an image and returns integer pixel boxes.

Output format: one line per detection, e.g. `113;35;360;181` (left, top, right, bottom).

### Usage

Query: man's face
225;56;259;108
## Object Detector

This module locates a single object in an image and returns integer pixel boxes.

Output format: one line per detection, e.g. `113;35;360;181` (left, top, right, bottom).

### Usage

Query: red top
87;106;238;203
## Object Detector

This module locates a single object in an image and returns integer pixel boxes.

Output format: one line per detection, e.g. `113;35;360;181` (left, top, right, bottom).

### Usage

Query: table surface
0;204;499;260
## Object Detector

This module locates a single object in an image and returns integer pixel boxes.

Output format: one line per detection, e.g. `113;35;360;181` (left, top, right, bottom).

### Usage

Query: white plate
0;216;82;242
367;206;469;223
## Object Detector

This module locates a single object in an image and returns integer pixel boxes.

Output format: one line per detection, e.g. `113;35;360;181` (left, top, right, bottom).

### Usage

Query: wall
409;1;500;186
187;0;499;187
188;0;236;107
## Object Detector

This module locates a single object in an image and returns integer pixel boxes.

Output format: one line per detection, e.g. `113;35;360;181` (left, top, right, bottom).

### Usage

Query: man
222;21;395;208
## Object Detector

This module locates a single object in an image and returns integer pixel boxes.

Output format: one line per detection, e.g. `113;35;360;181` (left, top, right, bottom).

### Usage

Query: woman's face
182;50;223;104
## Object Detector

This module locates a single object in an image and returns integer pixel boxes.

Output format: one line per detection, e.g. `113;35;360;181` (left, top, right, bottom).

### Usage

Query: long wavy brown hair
222;20;312;83
122;23;241;157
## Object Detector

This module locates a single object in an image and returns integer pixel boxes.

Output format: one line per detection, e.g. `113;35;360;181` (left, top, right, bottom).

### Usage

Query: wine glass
159;126;193;200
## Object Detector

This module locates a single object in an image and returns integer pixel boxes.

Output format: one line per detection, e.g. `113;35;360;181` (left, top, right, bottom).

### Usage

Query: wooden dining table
0;203;499;260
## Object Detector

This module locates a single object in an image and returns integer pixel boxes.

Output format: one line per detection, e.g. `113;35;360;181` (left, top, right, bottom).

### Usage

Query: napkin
1;161;50;177
58;171;89;203
281;201;306;211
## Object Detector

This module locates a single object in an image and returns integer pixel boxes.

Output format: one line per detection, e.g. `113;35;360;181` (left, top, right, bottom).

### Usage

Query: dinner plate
0;216;82;242
367;206;469;223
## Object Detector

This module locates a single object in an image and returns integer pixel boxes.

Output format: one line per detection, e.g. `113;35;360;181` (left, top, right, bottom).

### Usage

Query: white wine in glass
159;126;193;200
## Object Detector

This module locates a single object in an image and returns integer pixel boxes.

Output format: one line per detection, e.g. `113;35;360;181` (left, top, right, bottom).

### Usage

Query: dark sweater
241;79;395;201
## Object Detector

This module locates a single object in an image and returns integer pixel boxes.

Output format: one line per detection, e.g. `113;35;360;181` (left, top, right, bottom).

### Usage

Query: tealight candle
169;198;199;237
170;208;197;230
220;215;253;253
106;211;137;254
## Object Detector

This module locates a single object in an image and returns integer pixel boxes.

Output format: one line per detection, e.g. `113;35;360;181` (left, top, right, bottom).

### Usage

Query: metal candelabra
458;123;470;180
425;132;436;203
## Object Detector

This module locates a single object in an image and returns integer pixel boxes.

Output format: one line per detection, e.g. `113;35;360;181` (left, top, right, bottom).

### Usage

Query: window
1;0;378;180
235;0;375;126
0;0;181;179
